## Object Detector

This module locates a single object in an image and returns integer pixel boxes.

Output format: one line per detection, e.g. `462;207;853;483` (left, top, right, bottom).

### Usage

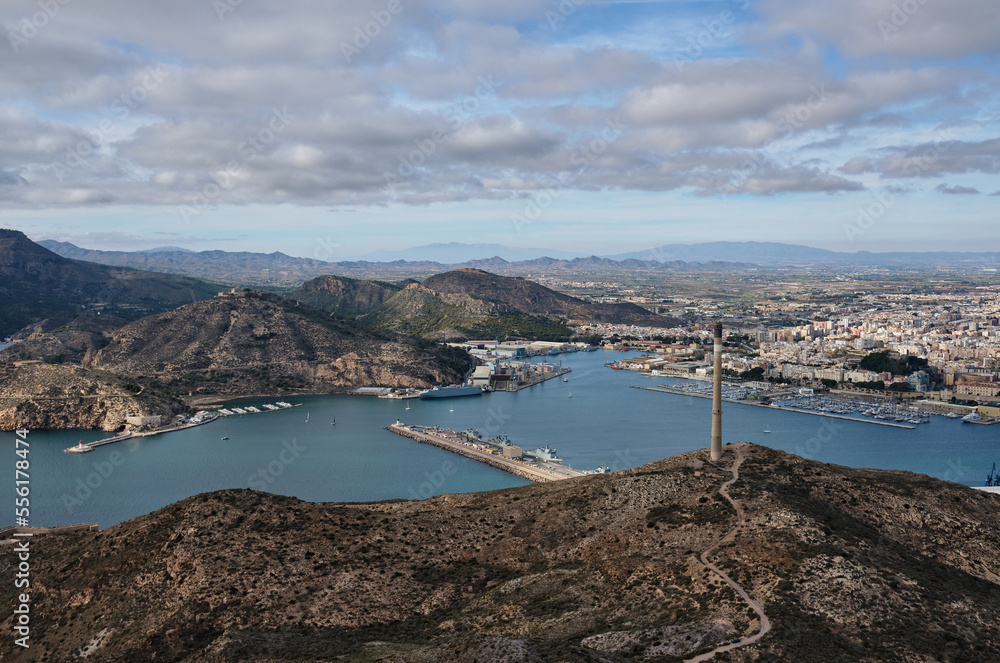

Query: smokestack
710;322;723;461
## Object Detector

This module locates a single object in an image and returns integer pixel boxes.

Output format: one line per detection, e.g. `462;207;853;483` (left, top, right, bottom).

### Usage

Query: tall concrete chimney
710;322;723;461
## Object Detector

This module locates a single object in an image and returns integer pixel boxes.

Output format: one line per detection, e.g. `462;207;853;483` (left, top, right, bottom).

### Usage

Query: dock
632;385;916;430
496;365;572;392
639;386;917;429
387;423;588;483
64;401;302;453
0;523;98;544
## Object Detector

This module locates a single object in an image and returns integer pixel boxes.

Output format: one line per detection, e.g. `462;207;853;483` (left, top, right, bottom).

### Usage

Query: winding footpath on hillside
686;443;772;662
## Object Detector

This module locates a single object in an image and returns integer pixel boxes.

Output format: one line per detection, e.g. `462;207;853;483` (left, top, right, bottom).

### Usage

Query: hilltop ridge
4;444;998;661
419;268;669;325
0;230;218;338
292;269;679;340
89;290;473;395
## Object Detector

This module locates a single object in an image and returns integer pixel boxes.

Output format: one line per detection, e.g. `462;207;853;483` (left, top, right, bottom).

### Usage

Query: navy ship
418;385;483;399
487;433;514;447
524;445;563;463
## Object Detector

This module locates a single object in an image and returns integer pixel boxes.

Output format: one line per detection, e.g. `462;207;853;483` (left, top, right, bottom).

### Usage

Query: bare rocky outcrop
419;268;678;325
293;268;680;340
0;363;183;431
0;314;124;365
290;274;400;316
90;290;471;395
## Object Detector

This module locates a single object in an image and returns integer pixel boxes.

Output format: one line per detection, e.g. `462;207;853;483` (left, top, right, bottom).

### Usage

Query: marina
63;401;301;453
638;384;922;429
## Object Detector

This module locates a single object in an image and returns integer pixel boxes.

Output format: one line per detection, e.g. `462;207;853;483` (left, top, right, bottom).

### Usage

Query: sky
1;0;999;259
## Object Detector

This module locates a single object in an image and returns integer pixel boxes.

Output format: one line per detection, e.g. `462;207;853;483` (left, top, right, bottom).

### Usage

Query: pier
639;386;917;429
64;401;302;453
387;423;588;483
493;362;572;392
508;365;571;391
0;523;98;544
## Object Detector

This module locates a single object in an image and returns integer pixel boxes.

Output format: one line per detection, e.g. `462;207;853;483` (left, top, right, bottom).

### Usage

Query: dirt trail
685;443;772;662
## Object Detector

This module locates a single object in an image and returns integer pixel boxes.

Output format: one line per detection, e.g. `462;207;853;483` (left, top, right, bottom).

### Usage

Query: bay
3;350;997;529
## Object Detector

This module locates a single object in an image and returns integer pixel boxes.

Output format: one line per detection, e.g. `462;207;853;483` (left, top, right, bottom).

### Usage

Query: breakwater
0;523;98;542
387;423;586;483
64;401;302;453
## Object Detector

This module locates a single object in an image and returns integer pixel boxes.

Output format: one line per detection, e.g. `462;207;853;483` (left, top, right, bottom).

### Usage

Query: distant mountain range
38;240;335;287
606;241;1000;267
0;230;219;339
333;240;1000;267
606;241;838;264
347;242;587;263
36;239;757;285
34;239;1000;290
136;246;196;254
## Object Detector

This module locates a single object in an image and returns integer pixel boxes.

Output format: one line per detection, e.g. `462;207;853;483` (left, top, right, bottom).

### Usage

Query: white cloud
753;0;1000;59
0;0;995;212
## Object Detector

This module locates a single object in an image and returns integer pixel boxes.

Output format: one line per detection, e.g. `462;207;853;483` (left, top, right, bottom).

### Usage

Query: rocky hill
289;274;400;317
419;269;678;326
0;230;219;339
362;281;575;340
0;362;185;431
90;290;473;395
0;314;126;365
5;444;998;661
291;270;678;340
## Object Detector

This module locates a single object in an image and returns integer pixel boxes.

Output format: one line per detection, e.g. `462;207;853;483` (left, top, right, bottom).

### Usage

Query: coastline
64;401;303;452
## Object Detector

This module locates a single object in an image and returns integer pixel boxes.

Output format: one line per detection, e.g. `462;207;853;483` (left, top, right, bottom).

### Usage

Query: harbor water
3;350;997;528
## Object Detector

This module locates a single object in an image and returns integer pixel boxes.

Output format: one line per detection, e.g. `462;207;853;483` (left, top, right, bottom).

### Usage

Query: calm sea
3;350;997;528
